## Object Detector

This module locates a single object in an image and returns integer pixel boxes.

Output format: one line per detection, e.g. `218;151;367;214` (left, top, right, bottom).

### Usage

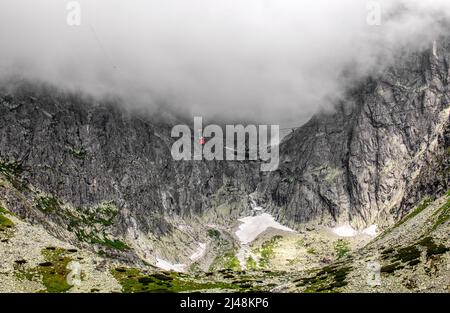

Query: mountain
0;37;449;293
1;175;448;293
259;38;450;230
0;81;261;263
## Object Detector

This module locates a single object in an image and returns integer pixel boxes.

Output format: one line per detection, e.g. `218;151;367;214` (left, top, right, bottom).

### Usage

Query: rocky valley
0;37;449;293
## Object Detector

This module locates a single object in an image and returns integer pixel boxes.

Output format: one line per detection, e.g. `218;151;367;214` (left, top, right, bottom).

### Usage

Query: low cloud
0;0;449;126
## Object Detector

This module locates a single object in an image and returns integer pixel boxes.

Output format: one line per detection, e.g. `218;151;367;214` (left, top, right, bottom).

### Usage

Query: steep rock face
260;39;450;229
0;37;449;256
0;82;261;249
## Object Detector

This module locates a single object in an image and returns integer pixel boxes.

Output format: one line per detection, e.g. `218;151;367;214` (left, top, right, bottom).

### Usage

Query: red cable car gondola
198;130;206;145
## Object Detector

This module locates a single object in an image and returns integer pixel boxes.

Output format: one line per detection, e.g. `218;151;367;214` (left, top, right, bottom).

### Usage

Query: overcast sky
0;0;449;127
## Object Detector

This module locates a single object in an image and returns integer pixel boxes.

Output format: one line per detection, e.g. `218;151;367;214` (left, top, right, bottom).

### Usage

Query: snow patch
433;40;438;58
190;243;207;261
332;224;378;237
332;225;357;237
362;224;378;236
155;258;186;272
235;213;294;244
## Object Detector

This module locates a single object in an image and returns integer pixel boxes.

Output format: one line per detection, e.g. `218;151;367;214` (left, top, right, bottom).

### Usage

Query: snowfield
235;213;294;244
362;224;378;236
155;258;186;272
332;225;378;237
332;225;358;237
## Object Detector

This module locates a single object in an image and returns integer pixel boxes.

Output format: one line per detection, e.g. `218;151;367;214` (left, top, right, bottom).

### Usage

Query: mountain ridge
0;37;449;274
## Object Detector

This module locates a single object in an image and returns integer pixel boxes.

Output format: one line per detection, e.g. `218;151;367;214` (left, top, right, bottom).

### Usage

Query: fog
0;0;449;127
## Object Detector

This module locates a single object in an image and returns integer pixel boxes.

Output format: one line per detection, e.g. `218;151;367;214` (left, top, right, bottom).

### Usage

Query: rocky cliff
0;37;449;266
259;39;450;230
